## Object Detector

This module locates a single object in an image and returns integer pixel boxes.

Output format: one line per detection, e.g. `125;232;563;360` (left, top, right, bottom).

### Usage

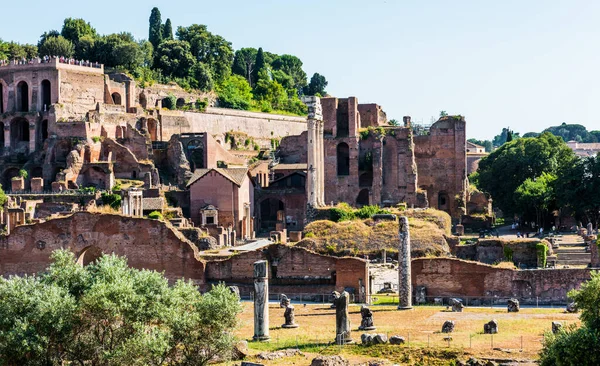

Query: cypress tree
252;47;265;87
163;19;173;41
149;7;163;49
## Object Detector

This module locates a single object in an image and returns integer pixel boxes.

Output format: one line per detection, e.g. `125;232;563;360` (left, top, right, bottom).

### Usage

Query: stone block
30;177;44;193
289;231;302;242
11;177;24;192
456;224;464;236
389;336;405;345
442;320;455;333
507;298;520;312
483;319;498;334
552;321;563;334
310;355;349;366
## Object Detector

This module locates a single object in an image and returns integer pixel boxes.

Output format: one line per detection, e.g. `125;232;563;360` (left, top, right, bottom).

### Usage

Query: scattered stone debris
358;305;376;330
507;298;520;312
310;355;349;366
231;340;248;360
552;321;563;334
442;320;455;333
484;319;499;334
360;333;388;345
389;335;406;345
566;302;578;313
451;298;464;312
257;348;304;361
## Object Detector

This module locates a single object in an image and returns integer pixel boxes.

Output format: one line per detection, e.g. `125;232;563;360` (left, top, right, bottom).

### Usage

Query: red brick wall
412;258;592;301
0;212;205;284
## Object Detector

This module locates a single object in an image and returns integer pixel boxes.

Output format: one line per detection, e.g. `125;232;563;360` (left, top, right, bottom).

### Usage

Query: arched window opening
147;119;158;141
260;198;285;232
139;93;147;109
111;92;122;105
359;172;373;187
41;80;51;111
17;81;29;112
11;118;30;145
176;98;186;108
438;191;449;211
356;189;370;207
337;143;350;176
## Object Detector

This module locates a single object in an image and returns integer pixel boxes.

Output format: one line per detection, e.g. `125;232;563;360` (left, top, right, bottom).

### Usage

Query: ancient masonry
398;216;412;310
253;260;270;341
304;96;325;219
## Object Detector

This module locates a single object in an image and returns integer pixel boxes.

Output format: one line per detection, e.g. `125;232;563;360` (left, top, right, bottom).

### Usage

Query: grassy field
229;303;580;365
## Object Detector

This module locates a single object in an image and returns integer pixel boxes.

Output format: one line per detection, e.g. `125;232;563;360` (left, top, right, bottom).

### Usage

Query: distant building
466;141;488;175
566;141;600;158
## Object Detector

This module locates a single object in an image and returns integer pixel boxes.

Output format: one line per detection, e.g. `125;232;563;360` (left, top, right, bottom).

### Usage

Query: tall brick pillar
28;122;36;153
371;138;383;205
3;122;10;153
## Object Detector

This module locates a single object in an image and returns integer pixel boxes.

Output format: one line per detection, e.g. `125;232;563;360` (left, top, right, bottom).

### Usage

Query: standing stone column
253;260;270;341
306;118;318;208
3;123;10;154
29;123;36;153
316;120;325;206
398;216;413;310
303;96;324;210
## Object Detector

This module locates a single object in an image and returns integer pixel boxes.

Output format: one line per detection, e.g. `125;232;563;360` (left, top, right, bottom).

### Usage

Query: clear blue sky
2;0;599;140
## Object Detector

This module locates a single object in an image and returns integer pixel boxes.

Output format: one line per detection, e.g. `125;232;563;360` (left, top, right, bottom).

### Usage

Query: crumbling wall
412;258;591;303
454;239;550;268
0;212;205;284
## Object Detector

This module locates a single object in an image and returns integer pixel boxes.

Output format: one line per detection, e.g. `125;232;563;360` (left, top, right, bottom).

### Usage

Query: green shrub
536;242;548;268
194;98;208;111
148;211;163;220
91;136;102;143
304;231;315;238
162;93;177;110
18;169;28;179
101;192;122;210
540;325;600;366
503;246;514;262
355;205;391;219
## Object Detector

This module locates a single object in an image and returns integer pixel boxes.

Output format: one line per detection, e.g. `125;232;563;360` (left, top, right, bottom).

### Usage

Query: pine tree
148;7;163;49
163;19;173;41
252;47;265;87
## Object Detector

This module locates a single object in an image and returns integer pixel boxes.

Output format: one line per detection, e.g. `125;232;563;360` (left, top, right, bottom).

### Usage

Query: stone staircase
555;235;591;267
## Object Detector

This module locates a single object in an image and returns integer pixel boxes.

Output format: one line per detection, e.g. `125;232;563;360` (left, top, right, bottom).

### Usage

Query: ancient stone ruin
483;320;498;334
398;216;412;310
451;298;464;312
507;298;520;312
442;320;455;333
253;260;270;341
333;291;353;344
280;294;299;329
358;305;376;331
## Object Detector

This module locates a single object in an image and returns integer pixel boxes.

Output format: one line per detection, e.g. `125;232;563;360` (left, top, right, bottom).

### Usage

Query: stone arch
77;245;104;266
356;189;370;207
147;118;159;141
111;92;122;105
259;197;284;232
16;81;29;112
337;142;350;176
359;172;373;187
186;139;204;172
38;119;48;147
41;79;51;111
176;97;186;108
3;167;20;190
139;92;147;109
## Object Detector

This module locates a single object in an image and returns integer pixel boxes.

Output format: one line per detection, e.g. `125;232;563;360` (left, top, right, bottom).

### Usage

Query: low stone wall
412;257;593;304
453;238;550;268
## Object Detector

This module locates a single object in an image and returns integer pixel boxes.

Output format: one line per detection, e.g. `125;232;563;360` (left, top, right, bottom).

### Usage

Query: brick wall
412;258;593;303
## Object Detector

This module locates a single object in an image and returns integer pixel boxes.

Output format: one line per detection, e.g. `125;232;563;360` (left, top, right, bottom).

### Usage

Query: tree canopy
0;250;242;365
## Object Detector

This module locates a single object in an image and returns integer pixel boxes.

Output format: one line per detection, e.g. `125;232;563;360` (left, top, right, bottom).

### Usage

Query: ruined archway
10;117;30;152
187;139;204;172
31;166;43;178
337;142;350;176
38;119;48;147
16;81;29;112
139;93;147;109
111;92;122;105
356;189;370;207
176;97;185;108
260;198;284;232
41;80;51;111
438;191;450;212
77;245;104;266
3;168;20;191
147;118;159;141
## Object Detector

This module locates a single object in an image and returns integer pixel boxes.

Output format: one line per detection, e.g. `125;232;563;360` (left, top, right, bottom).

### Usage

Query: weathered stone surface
361;333;373;345
566;302;578;313
415;285;427;304
398;216;412;310
442;320;455;333
333;291;353;344
552;321;563;334
507;298;520;312
372;334;388;344
451;298;464;312
310;355;349;366
231;340;248;360
228;286;240;299
257;348;303;360
389;336;406;345
253;260;270;341
241;362;264;366
358;305;376;330
483;320;498;334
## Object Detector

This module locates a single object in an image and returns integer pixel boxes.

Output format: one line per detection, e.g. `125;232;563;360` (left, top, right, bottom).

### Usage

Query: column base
281;323;299;329
252;335;271;342
359;326;377;331
397;306;413;310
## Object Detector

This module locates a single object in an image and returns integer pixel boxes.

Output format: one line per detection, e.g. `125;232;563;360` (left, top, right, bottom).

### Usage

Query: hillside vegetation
299;208;452;257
